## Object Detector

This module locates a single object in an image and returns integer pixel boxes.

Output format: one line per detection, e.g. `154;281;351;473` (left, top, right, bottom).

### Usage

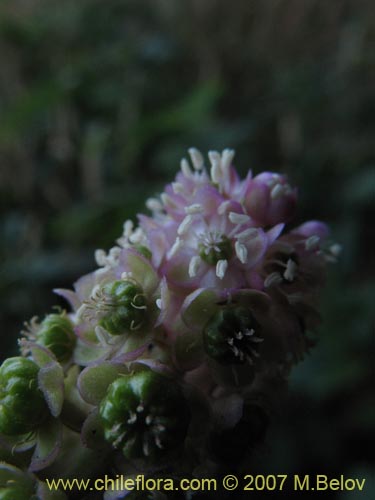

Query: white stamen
235;228;258;241
185;203;203;214
189;256;201;277
210;163;221;184
167;237;182;259
143;439;150;457
146;198;163;212
330;243;342;257
235;331;243;340
177;215;193;235
264;272;283;288
145;415;153;425
188;148;204;170
244;328;255;337
208;150;221;167
232;346;240;357
270;183;284;200
305;235;320;251
136;404;144;413
221;149;235;172
216;259;228;279
235;241;248;264
127;413;137;424
123;219;134;236
180;158;193;178
227;338;234;345
172;182;184;194
160;193;174;208
95;249;107;267
121;271;133;280
229;212;250;224
283;259;297;281
156;298;162;309
129;228;144;244
155;435;163;449
218;200;231;215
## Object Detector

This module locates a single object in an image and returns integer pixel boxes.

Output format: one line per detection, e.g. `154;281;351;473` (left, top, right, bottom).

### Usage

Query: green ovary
98;280;147;335
0;357;48;435
36;313;76;362
99;370;190;460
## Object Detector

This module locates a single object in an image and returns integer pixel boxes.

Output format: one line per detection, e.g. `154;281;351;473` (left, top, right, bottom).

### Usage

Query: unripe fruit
0;357;48;435
99;370;190;460
36;313;76;362
98;280;147;335
203;307;263;365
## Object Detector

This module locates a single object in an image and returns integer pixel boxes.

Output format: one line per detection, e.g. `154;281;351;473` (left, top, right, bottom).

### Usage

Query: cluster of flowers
0;149;338;499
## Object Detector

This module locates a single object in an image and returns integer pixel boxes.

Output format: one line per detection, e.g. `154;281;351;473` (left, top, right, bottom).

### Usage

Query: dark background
0;0;374;497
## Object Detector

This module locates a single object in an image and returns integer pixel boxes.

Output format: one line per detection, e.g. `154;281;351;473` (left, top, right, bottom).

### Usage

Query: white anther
188;148;204;170
143;440;150;457
221;149;235;172
185;203;203;214
330;243;342;257
95;249;107;267
229;212;250;224
167;237;182;259
129;228;144;244
123;219;134;236
235;228;258;241
264;272;283;288
177;215;193;235
172;182;184;194
283;259;297;281
146;197;163;212
270;183;284;200
121;271;133;280
235;241;248;264
244;328;255;337
218;200;231;215
227;338;234;345
180;158;193;178
136;404;144;413
235;331;243;340
127;412;137;424
145;415;153;425
156;298;162;310
305;235;320;251
188;256;201;278
216;259;228;279
155;435;164;449
208;150;221;166
210;163;221;184
161;193;176;208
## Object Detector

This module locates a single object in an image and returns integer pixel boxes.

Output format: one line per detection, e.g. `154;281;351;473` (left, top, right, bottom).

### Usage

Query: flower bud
0;357;48;436
36;313;76;362
203;307;263;365
99;370;190;460
98;280;148;335
244;172;297;226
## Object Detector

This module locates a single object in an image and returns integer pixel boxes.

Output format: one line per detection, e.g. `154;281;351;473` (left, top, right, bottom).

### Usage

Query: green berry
36;313;76;362
99;370;190;460
0;357;48;435
203;307;263;365
98;280;147;335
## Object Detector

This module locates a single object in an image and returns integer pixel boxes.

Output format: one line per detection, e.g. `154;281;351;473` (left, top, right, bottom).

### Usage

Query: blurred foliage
0;0;374;494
